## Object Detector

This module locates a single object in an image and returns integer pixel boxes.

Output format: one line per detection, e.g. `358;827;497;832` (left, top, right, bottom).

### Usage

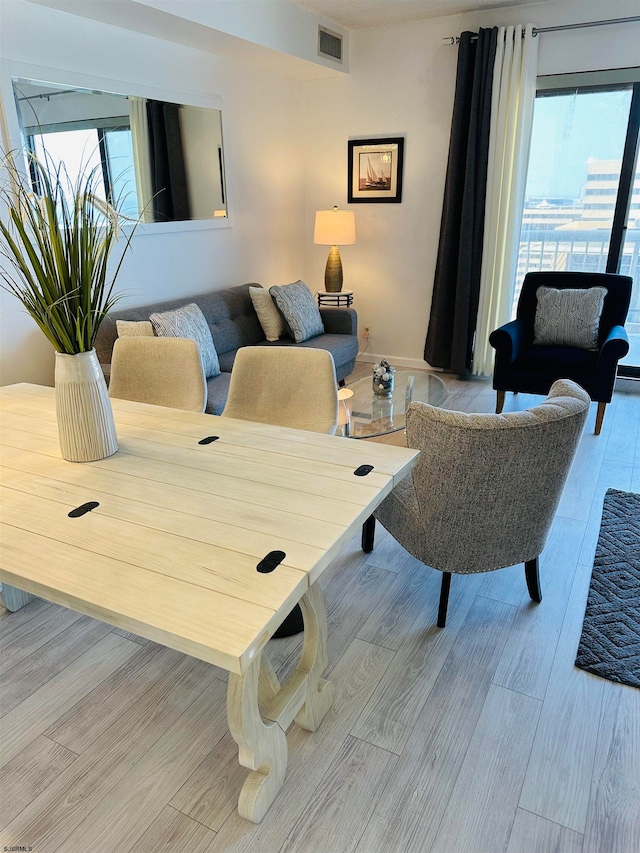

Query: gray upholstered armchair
362;379;590;627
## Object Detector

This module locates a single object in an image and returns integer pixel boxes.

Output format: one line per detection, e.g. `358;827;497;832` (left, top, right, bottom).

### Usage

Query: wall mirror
12;77;228;223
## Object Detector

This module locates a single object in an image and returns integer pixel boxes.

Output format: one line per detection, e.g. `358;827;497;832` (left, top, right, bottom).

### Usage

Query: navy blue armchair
489;271;631;434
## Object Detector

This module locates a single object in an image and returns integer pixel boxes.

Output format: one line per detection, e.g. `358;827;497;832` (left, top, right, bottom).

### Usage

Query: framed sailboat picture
348;137;404;203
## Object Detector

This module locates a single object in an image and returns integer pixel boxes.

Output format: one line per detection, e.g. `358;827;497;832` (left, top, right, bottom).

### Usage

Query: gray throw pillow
150;302;220;377
533;286;607;350
269;281;324;343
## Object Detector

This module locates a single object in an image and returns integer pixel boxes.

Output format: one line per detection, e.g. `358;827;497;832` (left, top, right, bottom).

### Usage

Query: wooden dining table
0;383;418;823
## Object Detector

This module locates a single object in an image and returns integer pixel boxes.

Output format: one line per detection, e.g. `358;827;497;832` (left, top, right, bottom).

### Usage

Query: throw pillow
269;281;324;344
116;320;155;337
250;286;284;342
150;303;220;377
533;286;607;350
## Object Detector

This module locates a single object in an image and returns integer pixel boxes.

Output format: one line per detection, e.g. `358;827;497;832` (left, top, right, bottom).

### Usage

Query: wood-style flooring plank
518;561;606;833
582;681;640;853
2;650;218;853
45;641;218;754
557;431;608;523
170;731;246;832
134;805;217;853
577;460;633;567
603;391;639;465
354;596;516;853
506;809;584;853
0;633;139;769
0;735;77;831
0;615;114;718
493;516;585;699
280;736;398;853
357;557;441;650
429;684;541;853
0;597;51;640
59;679;229;853
350;571;483;754
0;604;83;677
363;522;411;573
477;563;527;606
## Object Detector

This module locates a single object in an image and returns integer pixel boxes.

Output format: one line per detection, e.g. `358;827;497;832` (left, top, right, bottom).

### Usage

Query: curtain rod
442;15;640;45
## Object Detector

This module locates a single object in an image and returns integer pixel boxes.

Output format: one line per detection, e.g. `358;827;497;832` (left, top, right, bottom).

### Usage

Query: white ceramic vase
55;349;118;462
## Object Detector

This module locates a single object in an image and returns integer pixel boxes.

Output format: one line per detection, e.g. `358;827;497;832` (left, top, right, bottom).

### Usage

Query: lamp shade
314;208;356;246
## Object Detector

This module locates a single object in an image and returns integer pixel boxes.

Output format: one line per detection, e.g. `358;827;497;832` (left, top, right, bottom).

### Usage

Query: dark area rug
575;488;640;688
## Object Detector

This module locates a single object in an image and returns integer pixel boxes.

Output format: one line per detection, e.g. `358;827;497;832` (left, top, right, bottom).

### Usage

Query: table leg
226;582;334;822
293;582;334;732
227;651;288;823
1;584;36;612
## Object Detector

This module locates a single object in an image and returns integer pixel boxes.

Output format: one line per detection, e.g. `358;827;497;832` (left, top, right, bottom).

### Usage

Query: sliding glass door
514;76;640;376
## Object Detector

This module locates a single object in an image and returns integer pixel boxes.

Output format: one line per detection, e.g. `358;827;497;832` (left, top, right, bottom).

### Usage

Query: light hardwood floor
1;366;638;853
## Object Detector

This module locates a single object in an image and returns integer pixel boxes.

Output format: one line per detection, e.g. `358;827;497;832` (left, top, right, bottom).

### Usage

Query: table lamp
314;206;356;293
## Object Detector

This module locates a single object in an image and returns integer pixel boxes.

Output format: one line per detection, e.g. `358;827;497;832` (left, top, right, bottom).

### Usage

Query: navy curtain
424;28;498;376
147;101;191;222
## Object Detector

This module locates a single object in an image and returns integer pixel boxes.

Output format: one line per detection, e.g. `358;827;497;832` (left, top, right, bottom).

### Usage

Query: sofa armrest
489;319;526;364
319;307;358;336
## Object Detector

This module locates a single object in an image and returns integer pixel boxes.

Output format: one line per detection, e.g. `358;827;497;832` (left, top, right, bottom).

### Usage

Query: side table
316;290;353;307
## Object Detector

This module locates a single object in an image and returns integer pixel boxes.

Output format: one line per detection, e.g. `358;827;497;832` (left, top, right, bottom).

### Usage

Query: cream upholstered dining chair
221;346;339;434
362;379;590;627
109;336;207;413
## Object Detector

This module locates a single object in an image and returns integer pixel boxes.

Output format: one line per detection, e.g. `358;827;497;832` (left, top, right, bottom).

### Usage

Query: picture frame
348;137;404;203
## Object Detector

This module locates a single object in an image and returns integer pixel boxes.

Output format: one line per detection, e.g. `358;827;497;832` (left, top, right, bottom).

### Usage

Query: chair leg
595;401;606;435
437;572;452;628
338;379;346;388
496;390;505;414
361;515;376;553
525;557;542;603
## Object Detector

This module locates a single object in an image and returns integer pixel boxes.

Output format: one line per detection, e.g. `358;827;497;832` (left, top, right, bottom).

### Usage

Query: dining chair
109;336;207;412
221;346;339;434
362;379;590;627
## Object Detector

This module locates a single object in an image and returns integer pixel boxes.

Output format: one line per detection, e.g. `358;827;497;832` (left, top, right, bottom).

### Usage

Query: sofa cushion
205;372;232;415
534;286;606;350
150;303;220;378
257;333;359;369
269;281;324;343
249;286;284;341
116;320;155;337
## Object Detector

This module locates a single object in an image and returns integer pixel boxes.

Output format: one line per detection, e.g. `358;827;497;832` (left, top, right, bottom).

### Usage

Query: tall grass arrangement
0;151;135;354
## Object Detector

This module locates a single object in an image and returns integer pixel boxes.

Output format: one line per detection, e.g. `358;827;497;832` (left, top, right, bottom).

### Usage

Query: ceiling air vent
318;26;343;63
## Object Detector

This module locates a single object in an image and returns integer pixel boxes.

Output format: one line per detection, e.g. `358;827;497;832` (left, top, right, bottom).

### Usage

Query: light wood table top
0;383;418;676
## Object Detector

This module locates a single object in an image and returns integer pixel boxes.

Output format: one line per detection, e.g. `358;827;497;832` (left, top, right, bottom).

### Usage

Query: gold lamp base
324;245;343;292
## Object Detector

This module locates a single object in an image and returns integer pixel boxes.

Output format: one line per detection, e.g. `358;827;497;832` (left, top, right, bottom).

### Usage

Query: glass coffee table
338;369;447;439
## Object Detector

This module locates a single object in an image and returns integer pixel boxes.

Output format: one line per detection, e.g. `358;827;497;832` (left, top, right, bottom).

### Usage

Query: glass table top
338;369;447;439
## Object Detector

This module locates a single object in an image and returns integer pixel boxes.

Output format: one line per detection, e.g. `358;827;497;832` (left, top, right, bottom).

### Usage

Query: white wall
302;0;640;367
0;0;308;385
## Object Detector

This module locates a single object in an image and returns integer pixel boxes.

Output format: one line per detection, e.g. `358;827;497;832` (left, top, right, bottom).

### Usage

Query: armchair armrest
319;307;358;336
489;318;527;364
109;337;207;413
598;324;629;364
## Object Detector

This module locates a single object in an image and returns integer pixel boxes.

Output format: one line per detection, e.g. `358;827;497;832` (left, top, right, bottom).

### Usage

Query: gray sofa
95;283;358;415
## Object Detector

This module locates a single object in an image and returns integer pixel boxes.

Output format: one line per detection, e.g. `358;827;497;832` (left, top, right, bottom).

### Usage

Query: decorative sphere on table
372;359;395;397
